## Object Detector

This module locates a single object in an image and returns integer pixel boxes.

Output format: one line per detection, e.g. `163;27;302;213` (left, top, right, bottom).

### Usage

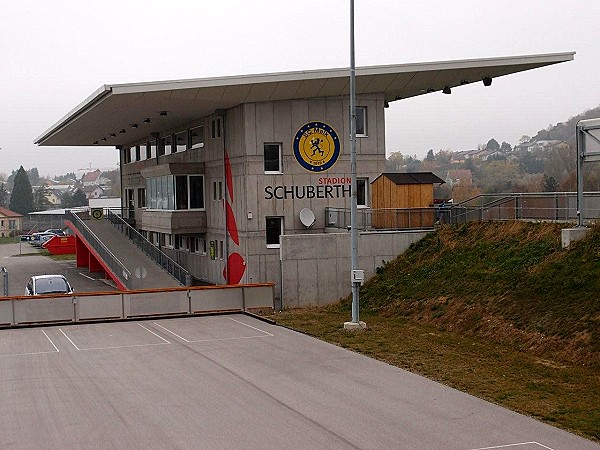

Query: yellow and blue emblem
293;122;340;172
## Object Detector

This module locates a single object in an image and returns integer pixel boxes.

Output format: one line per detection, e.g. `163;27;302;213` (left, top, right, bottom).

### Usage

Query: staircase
69;212;182;289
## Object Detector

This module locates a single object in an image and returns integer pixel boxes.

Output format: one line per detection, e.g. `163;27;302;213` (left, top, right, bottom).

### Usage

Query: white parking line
60;325;171;351
153;322;190;342
137;323;171;343
78;272;96;281
60;328;81;350
0;330;61;357
469;442;554;450
227;317;274;336
153;318;274;343
42;330;60;352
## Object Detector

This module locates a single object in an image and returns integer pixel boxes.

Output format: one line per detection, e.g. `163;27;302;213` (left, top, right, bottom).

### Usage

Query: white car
25;275;74;296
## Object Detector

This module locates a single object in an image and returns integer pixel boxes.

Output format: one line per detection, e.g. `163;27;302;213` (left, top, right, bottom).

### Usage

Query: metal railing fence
325;192;600;231
105;209;191;286
326;207;437;231
445;192;600;224
66;210;133;289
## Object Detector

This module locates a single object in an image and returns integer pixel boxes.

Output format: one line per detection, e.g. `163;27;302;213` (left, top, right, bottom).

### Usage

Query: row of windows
145;175;205;210
123;117;223;164
0;219;17;229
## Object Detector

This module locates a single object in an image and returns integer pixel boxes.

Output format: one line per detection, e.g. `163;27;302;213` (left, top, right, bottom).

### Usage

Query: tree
71;189;88;207
519;135;531;144
425;149;435;161
500;141;512;153
485;138;500;151
33;184;52;211
542;174;560;192
0;183;8;207
9;166;34;215
27;168;40;187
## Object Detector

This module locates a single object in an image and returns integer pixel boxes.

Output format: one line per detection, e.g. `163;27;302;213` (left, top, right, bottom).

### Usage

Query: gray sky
1;0;598;177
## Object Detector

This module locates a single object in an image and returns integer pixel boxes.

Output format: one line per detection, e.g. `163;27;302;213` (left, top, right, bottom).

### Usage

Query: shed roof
35;52;574;147
372;172;445;185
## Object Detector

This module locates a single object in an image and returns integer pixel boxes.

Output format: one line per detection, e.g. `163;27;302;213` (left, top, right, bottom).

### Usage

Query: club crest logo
293;122;340;172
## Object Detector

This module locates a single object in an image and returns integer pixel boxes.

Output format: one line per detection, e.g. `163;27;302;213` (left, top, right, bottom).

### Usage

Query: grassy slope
356;221;600;366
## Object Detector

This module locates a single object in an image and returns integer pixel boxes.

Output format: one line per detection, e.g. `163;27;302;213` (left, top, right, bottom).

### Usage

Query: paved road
0;243;117;296
0;315;596;449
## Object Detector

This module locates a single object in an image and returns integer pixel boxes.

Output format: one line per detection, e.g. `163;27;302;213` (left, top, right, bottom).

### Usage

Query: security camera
482;76;492;87
347;226;352;231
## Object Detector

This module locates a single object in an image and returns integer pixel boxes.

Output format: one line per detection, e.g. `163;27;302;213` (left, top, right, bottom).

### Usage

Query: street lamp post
344;0;366;330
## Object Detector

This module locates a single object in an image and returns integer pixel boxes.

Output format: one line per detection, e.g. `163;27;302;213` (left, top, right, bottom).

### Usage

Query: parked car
29;229;65;246
31;233;56;247
25;275;74;296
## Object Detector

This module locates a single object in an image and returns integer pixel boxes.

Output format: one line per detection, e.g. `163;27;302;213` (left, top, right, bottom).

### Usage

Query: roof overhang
35;51;575;147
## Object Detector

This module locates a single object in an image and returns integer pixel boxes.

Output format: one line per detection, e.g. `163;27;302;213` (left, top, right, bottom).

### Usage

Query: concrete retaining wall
0;284;274;327
280;230;428;308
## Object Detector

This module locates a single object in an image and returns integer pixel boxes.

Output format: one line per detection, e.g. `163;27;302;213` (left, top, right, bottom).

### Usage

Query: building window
357;178;368;207
175;131;187;152
266;217;283;248
159;135;173;156
123;147;132;164
135;145;141;161
146;175;204;210
137;188;146;208
196;237;206;255
9;220;15;230
356;106;367;137
218;240;224;259
189;176;205;209
190;126;204;149
213;180;223;201
264;143;282;173
212;118;222;139
145;142;152;159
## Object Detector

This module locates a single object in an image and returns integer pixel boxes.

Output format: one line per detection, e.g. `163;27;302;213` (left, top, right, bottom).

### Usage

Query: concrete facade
280;230;428;308
120;95;388;304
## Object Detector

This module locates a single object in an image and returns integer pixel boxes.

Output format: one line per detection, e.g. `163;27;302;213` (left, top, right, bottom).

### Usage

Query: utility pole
344;0;366;330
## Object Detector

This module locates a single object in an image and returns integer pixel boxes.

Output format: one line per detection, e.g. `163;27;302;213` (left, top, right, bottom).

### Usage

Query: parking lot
0;314;597;449
0;242;117;296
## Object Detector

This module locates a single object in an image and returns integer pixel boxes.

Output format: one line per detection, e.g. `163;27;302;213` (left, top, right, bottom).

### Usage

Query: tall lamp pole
344;0;366;330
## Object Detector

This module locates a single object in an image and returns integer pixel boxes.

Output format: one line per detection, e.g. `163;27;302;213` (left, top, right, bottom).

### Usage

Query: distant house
83;185;105;199
514;140;569;153
445;169;473;187
0;207;23;237
46;190;62;206
82;169;102;187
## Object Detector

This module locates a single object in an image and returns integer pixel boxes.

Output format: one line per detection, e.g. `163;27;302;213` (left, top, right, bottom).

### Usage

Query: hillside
534;105;600;147
354;221;600;366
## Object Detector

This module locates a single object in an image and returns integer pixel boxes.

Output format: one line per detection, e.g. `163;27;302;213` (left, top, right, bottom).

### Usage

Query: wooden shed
370;172;445;229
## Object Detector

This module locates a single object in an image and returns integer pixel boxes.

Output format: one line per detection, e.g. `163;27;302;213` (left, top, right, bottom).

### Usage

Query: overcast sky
1;0;598;178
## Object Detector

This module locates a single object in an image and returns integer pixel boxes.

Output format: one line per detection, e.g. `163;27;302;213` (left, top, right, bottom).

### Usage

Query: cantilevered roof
35;52;574;147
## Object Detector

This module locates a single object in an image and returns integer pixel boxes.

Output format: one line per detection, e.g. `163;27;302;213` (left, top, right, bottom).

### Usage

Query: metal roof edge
109;51;576;95
34;85;112;145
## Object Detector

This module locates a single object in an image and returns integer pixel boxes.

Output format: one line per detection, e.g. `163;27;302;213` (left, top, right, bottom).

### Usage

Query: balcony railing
66;210;132;289
105;209;192;286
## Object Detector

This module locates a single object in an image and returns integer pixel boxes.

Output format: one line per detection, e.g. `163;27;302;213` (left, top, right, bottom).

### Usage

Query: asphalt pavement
0;314;596;449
